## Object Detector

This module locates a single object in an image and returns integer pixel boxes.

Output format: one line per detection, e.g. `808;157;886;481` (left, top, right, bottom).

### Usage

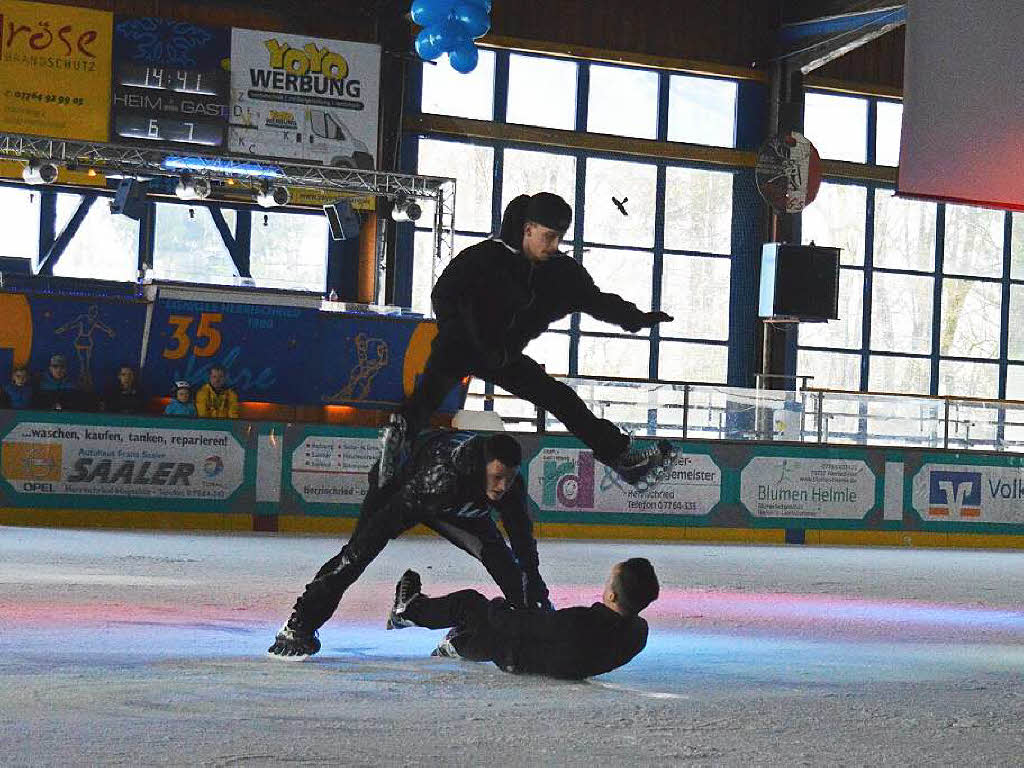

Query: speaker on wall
758;243;840;322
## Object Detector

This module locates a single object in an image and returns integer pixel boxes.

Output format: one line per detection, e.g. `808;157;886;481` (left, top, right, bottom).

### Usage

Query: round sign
755;131;822;214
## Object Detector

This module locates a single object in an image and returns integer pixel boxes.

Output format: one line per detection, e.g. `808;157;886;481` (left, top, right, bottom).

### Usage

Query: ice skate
386;569;422;630
267;622;321;661
378;413;408;489
610;439;676;491
431;628;463;658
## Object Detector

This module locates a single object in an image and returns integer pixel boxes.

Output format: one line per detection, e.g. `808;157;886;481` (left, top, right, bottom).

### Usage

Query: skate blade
266;650;314;662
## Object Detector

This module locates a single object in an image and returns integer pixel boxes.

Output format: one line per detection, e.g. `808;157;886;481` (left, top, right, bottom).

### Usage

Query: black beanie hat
525;192;572;233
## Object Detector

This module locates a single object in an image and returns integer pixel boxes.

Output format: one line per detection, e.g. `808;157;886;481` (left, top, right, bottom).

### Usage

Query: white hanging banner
899;0;1024;210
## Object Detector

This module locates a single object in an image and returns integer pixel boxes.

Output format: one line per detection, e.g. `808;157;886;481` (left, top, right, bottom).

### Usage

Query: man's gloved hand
530;597;555;611
623;311;674;332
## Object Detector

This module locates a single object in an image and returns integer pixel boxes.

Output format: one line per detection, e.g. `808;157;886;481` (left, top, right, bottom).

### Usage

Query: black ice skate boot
386;569;422;630
267;599;321;661
609;438;676;491
378;413;408;489
430;628;464;659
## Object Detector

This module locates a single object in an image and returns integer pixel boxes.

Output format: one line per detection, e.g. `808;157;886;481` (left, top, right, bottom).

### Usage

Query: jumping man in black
387;557;659;680
268;431;550;660
379;192;675;489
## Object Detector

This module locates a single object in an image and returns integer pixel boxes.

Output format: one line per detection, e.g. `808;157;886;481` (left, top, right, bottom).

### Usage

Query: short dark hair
209;365;226;375
483;433;522;468
613;558;659;615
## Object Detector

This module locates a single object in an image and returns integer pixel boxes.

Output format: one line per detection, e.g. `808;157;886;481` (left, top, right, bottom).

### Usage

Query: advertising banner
0;292;146;391
0;419;245;502
0;0;112;140
111;15;230;149
143;297;463;410
228;27;379;168
527;442;722;516
912;461;1024;525
289;432;378;510
739;456;876;519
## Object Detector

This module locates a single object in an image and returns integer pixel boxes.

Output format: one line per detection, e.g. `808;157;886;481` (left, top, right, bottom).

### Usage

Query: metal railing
464;375;1024;452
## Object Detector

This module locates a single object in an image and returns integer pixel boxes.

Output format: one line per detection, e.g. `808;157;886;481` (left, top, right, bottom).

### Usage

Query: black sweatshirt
486;600;649;680
431;238;647;368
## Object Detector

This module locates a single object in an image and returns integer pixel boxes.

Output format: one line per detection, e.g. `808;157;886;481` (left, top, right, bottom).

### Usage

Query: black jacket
431;238;648;368
487;600;649;680
393;430;548;604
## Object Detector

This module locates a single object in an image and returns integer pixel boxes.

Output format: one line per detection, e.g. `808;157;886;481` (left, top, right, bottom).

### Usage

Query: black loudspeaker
110;178;148;220
758;243;840;322
323;200;361;241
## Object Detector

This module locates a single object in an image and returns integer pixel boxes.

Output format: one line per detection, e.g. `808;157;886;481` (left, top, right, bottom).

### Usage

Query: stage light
174;174;211;201
256;183;290;208
22;160;58;185
390;193;422;223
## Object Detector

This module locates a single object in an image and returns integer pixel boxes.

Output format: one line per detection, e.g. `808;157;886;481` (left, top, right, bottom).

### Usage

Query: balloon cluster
411;0;491;74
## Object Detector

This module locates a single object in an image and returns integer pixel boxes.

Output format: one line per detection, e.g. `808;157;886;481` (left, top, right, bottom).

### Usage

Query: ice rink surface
3;526;1024;767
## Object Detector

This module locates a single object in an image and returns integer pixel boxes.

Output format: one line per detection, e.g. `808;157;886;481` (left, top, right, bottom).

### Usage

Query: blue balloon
448;41;479;74
451;2;490;38
410;0;457;27
460;0;491;10
415;24;448;61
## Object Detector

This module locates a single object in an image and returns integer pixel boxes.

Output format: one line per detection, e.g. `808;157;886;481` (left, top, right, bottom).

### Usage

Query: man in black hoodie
380;192;674;488
268;430;550;660
387;557;658;680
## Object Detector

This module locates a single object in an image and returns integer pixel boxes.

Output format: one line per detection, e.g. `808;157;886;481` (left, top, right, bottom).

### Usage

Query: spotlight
22;159;58;185
256;183;290;208
390;193;422;223
323;199;361;241
174;174;211;201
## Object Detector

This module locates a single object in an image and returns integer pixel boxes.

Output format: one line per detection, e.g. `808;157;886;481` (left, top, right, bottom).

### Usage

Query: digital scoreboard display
111;18;230;149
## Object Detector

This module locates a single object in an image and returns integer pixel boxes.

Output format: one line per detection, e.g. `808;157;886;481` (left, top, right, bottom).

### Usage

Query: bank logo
928;470;982;518
541;451;595;509
1;442;62;482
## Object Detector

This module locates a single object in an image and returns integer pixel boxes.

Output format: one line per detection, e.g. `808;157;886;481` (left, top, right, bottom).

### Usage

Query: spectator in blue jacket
164;380;197;417
3;365;35;409
36;355;82;411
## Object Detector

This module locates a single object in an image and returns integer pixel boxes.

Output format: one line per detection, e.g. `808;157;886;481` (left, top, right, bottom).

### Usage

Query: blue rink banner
143;298;463;410
0;292;147;391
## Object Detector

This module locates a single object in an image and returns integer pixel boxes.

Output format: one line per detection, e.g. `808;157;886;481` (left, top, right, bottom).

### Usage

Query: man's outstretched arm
495;476;551;609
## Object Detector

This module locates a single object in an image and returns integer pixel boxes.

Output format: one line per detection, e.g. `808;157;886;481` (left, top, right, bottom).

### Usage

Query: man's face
602;563;623;606
209;369;226;389
118;368;134;388
484;458;518;502
49;363;66;381
522;221;564;263
12;370;28;387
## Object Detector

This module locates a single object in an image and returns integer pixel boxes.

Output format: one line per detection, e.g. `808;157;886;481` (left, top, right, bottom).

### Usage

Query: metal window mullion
930;204;946;395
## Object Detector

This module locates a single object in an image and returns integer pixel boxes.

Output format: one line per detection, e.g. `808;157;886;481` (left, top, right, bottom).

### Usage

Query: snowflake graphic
116;18;214;67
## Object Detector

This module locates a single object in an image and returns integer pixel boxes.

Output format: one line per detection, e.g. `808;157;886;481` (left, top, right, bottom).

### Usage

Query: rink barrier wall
2;411;1024;549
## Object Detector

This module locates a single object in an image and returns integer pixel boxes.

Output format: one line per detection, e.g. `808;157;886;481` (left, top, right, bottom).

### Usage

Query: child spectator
36;354;82;411
164;381;197;417
195;365;239;419
4;365;35;409
102;365;146;414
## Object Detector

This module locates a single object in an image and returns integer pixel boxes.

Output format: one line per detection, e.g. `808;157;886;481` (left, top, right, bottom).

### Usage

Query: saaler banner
228;27;379;169
0;0;112;141
0;412;252;512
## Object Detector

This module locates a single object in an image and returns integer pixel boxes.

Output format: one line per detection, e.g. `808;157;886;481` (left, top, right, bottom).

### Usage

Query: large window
249;211;329;292
54;193;139;282
152;204;237;283
411;51;741;388
797;92;1021;400
0;185;40;261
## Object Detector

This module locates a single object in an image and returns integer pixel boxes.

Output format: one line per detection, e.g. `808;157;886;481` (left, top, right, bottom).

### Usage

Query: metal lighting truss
0;130;457;273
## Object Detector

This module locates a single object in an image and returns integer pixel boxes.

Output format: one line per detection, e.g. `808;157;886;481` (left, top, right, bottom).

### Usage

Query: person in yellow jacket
195;365;240;419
